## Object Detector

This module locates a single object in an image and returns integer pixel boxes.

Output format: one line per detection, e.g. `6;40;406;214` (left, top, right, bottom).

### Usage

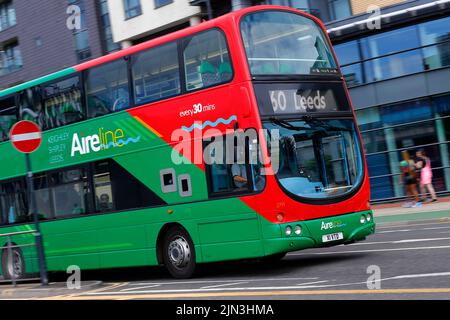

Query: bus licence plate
322;232;344;243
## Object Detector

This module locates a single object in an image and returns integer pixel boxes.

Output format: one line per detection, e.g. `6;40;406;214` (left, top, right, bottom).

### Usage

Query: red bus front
233;6;375;255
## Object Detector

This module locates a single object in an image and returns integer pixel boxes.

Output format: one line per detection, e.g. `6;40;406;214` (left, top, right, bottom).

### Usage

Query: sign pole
10;120;48;285
25;154;48;286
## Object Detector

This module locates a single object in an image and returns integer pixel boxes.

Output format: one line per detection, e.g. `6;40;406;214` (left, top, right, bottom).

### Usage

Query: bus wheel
162;226;196;279
2;247;25;280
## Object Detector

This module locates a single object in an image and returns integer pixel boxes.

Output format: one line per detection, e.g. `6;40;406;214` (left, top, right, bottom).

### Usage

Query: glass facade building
263;0;352;23
356;96;450;201
335;16;450;88
333;14;450;201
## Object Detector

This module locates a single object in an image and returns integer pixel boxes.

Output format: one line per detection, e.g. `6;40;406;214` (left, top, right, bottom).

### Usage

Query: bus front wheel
162;226;196;279
2;247;25;280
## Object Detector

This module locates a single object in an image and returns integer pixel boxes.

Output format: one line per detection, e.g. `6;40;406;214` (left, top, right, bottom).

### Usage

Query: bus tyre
162;226;196;279
2;247;25;280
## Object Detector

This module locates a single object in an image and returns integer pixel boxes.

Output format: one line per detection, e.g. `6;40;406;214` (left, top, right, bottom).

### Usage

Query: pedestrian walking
400;150;422;208
415;149;438;203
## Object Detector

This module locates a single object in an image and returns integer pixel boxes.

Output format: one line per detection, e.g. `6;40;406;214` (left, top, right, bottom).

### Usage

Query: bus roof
0;5;323;99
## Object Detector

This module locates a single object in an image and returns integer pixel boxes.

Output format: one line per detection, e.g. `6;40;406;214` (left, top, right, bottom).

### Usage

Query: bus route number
270;90;287;112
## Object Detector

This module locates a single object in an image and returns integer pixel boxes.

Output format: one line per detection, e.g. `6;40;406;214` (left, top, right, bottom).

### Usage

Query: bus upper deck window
132;42;180;106
241;10;338;76
183;29;233;91
43;77;84;129
0;96;18;142
86;58;130;118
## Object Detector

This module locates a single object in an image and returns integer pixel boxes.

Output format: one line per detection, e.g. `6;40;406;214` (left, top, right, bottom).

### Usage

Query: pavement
372;198;450;224
1;199;450;300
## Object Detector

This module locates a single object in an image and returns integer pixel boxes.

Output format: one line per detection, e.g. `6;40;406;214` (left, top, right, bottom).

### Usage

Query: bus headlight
285;226;292;236
295;225;302;235
366;214;372;222
360;215;366;224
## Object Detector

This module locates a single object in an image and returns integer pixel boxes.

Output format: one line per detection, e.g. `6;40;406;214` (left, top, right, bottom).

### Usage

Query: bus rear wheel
2;247;25;280
162;226;196;279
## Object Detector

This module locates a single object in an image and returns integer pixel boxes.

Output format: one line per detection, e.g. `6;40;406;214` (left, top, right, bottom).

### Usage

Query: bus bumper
262;210;375;256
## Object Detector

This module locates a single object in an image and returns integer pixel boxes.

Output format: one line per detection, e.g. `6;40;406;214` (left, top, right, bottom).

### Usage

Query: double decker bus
0;5;374;279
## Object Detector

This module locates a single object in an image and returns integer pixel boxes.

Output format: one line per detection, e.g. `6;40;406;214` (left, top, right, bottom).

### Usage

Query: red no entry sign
9;120;43;153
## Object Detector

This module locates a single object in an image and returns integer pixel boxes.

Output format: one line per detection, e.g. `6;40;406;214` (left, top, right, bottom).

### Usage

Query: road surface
39;217;450;300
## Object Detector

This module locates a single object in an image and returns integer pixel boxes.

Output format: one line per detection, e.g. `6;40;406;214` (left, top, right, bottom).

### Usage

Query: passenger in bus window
231;145;249;190
98;194;113;212
231;163;248;190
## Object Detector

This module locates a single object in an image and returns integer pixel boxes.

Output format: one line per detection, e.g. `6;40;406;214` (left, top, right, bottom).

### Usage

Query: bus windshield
265;118;364;200
241;10;338;76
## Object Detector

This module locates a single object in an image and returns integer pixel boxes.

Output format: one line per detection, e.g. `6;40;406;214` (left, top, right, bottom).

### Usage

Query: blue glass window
0;0;16;32
369;176;395;200
423;43;450;70
361;26;420;59
334;40;361;66
433;94;450;116
380;99;433;126
341;63;363;87
154;0;173;8
123;0;142;19
364;49;423;82
361;130;387;154
356;107;382;131
419;16;450;46
0;41;22;76
328;0;351;21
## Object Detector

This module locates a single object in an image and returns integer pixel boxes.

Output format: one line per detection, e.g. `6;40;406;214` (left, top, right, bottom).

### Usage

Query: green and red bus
0;5;374;279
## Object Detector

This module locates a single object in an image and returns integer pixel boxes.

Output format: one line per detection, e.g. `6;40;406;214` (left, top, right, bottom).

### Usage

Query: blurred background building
1;0;450;202
0;0;119;90
107;0;201;48
327;0;450;201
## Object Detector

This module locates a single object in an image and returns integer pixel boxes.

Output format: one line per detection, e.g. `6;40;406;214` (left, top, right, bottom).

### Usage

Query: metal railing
0;230;41;287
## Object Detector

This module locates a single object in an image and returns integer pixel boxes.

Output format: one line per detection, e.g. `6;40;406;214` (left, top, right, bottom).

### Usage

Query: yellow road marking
42;287;450;300
83;282;129;294
38;282;129;300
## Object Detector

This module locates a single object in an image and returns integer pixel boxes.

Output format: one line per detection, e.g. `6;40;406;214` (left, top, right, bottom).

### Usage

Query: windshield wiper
269;116;352;133
269;117;306;131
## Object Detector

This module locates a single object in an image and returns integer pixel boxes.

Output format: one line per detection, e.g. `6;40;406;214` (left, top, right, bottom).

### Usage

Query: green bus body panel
0;209;374;275
0;68;77;98
0;111;156;178
0;197;258;273
261;211;375;256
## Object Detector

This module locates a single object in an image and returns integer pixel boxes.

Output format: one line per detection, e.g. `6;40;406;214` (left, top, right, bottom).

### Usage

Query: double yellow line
43;287;450;300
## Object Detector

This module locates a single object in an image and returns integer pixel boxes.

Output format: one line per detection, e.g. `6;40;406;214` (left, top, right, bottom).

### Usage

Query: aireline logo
321;220;345;231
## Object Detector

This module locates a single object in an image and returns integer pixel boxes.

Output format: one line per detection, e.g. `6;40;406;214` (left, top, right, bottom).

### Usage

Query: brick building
0;0;117;90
